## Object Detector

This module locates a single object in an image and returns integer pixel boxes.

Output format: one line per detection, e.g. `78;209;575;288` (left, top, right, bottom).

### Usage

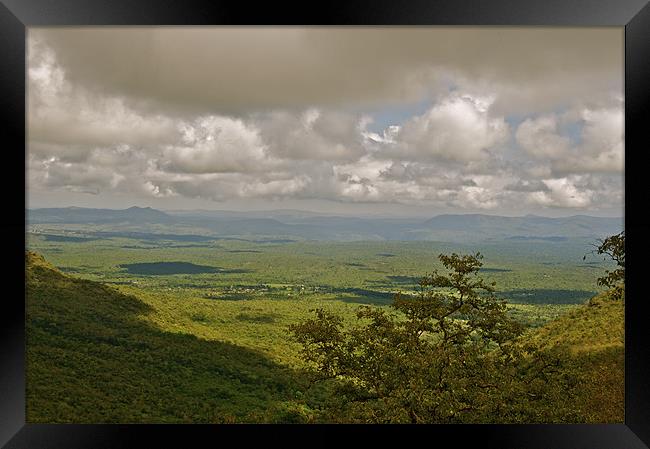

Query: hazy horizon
25;203;624;220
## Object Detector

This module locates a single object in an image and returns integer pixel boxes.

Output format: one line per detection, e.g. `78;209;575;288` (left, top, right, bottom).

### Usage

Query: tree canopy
595;231;625;300
290;252;578;423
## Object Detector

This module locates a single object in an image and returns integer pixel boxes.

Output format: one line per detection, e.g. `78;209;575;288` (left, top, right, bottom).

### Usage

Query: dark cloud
30;27;622;116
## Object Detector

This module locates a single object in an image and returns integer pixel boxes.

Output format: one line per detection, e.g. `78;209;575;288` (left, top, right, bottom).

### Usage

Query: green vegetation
291;253;524;423
25;226;624;423
26;252;304;423
289;253;612;423
527;291;624;422
594;231;625;301
26;230;611;309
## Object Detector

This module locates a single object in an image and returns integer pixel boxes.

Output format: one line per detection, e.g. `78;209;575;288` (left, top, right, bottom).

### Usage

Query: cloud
255;109;367;161
504;179;551;193
158;174;313;202
30;27;622;116
451;186;501;209
28;38;180;158
522;174;621;210
34;158;125;195
529;177;595;208
566;106;624;173
26;28;624;215
516;115;571;159
29;95;179;150
383;93;509;163
161;116;271;174
514;101;624;176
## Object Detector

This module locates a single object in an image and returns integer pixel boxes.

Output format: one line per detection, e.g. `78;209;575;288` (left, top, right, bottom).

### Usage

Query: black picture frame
2;1;649;447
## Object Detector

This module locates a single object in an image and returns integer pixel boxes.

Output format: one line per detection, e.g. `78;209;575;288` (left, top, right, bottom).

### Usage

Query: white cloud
515;103;624;176
143;181;176;198
28;37;179;158
504;179;550;193
39;160;125;194
256;109;367;161
452;186;500;209
516;115;571;159
388;93;509;163
161;116;271;174
530;177;595;208
572;106;624;172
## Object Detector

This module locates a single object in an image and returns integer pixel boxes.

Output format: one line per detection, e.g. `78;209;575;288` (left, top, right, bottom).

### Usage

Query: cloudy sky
27;27;624;217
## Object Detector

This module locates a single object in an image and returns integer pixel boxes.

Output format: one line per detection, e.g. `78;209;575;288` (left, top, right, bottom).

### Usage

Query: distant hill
418;214;622;241
28;206;174;224
26;207;623;243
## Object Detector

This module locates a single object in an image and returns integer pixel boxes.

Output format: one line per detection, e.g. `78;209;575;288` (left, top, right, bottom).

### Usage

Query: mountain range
27;207;623;243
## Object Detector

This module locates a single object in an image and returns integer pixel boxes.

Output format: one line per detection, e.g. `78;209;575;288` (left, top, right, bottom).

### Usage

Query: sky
26;27;624;217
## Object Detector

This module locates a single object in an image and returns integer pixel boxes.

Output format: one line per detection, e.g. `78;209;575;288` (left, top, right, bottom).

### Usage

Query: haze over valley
28;206;622;244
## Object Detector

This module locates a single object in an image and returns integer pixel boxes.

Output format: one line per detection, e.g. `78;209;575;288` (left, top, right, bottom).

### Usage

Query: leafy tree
290;252;577;423
586;231;625;301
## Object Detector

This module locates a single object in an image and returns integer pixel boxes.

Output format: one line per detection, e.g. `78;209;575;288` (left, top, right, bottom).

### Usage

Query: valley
25;207;624;423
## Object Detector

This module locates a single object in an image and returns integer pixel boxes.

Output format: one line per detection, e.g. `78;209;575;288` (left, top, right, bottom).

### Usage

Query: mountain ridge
28;206;623;222
27;207;623;243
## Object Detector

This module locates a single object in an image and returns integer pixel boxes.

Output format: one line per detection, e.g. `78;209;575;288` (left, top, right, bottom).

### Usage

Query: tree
586;231;625;301
290;252;576;423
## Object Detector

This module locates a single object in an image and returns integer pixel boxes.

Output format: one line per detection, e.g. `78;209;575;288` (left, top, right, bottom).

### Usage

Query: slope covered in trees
26;252;303;423
527;290;624;422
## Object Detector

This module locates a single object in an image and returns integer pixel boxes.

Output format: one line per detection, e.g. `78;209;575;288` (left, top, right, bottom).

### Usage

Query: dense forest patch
119;262;219;275
119;261;255;275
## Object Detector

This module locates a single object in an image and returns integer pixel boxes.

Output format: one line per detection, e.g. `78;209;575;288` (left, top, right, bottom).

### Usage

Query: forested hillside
528;291;624;422
26;252;303;423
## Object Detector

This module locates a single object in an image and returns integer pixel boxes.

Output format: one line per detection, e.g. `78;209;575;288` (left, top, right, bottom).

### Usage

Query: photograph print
26;27;624;424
